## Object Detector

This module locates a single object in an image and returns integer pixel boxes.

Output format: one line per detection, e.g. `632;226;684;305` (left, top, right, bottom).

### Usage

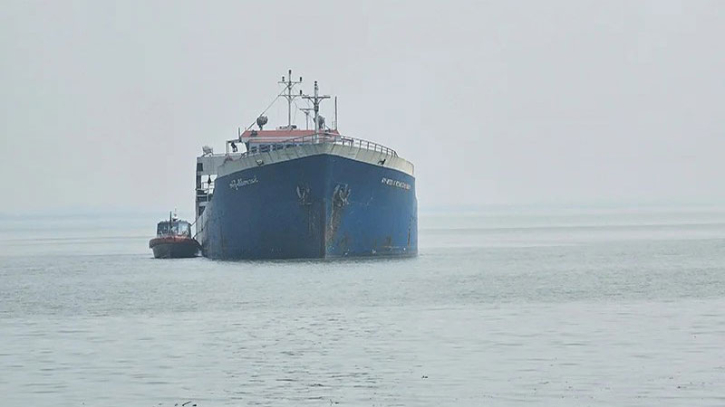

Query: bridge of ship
227;129;398;157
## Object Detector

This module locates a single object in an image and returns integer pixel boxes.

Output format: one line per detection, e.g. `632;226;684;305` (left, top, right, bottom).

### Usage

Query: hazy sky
1;0;724;215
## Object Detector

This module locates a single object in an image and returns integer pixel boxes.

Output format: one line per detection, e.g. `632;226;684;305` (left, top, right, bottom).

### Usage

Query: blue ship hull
200;154;417;260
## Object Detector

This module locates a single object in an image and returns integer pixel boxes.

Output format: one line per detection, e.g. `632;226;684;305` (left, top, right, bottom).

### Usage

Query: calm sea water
1;207;724;406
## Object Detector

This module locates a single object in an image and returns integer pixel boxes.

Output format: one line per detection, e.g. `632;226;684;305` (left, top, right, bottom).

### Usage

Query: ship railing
236;132;398;158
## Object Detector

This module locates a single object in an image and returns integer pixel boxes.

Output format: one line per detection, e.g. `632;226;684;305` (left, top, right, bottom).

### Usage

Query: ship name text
230;176;259;190
381;177;411;191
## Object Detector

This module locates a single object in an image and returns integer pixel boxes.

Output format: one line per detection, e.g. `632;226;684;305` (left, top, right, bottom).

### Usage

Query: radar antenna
278;69;303;128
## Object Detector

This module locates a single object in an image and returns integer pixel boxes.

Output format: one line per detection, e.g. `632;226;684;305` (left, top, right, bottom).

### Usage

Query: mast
302;81;330;137
278;69;302;128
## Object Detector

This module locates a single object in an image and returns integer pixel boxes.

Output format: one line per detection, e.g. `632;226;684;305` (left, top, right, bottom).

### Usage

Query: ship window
197;163;203;171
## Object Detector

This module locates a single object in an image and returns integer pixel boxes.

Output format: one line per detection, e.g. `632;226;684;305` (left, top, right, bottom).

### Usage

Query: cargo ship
194;71;417;259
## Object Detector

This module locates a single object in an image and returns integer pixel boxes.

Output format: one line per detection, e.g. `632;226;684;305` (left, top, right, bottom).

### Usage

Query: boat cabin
156;219;192;237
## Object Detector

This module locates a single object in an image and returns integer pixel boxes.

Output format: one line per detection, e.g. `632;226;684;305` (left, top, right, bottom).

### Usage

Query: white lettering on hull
381;177;411;191
229;176;259;190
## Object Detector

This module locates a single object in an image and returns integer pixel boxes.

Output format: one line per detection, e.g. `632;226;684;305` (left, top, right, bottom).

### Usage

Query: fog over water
2;0;725;214
2;208;725;405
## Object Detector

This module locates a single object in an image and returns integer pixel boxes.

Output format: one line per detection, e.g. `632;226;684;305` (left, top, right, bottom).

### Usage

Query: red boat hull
149;236;200;259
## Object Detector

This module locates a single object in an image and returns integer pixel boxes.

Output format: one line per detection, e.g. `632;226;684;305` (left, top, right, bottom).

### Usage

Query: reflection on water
1;207;724;406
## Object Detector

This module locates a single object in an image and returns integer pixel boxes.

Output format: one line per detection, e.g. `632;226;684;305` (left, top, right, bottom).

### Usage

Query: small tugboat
149;212;200;259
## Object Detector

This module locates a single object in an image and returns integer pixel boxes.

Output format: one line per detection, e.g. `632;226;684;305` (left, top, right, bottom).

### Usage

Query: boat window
174;221;191;237
197;163;203;171
157;221;191;236
157;222;171;235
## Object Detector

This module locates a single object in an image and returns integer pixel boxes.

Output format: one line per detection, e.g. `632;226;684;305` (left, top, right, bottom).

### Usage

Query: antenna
334;96;338;130
278;69;303;128
300;107;314;130
302;81;330;138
